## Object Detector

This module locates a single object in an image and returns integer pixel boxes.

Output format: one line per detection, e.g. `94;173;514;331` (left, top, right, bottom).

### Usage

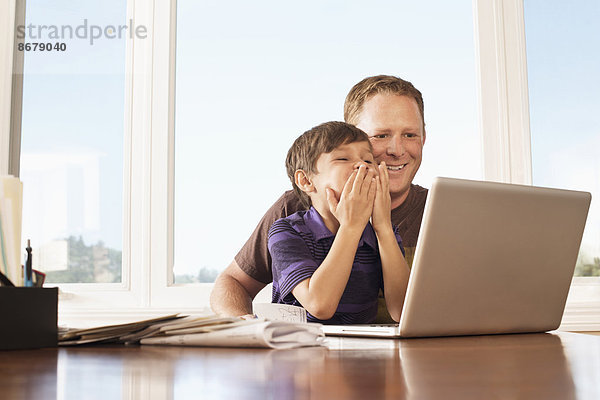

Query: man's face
310;141;377;203
355;93;425;205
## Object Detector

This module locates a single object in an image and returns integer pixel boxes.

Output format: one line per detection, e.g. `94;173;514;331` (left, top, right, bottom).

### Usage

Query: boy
268;121;410;324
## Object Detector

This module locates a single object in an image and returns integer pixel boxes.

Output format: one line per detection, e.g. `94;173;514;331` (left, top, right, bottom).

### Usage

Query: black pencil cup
0;287;58;350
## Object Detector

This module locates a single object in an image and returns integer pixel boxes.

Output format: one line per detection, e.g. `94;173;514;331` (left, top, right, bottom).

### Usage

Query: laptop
322;177;591;338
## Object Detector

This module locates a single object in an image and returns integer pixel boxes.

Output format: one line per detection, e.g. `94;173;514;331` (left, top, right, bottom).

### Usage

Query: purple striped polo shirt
267;207;404;324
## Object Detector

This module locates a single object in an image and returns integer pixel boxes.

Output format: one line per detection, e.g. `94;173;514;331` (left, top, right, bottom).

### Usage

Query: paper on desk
141;320;324;349
119;315;243;344
60;314;247;345
162;319;252;336
59;314;183;345
157;315;240;333
253;303;307;323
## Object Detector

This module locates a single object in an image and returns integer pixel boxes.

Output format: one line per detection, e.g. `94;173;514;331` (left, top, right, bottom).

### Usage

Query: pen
25;239;33;287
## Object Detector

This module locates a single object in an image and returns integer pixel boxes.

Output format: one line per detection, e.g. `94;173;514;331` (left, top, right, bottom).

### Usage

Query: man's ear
294;169;314;194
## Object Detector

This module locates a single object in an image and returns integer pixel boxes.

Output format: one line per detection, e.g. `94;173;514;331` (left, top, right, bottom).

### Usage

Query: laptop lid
398;177;591;337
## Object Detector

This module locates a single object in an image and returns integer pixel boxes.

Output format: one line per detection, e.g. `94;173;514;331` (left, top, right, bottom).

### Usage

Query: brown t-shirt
235;184;429;283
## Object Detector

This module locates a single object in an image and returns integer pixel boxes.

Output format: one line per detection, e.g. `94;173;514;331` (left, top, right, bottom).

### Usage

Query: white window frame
54;0;213;323
2;0;599;329
0;0;24;177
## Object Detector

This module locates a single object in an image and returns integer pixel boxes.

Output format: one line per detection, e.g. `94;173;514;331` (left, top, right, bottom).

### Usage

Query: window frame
1;0;24;177
3;0;599;329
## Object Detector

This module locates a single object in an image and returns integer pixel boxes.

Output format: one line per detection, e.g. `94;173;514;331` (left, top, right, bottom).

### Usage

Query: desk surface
2;331;599;399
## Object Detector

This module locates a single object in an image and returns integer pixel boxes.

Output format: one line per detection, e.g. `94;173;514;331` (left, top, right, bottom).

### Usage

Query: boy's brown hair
286;121;371;207
344;75;425;127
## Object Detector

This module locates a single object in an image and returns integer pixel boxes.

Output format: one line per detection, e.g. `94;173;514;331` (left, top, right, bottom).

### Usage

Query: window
2;0;597;329
524;0;600;277
173;0;481;283
19;0;127;284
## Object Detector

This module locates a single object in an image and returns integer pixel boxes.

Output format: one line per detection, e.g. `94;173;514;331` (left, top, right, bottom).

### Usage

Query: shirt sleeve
235;191;305;284
268;219;318;301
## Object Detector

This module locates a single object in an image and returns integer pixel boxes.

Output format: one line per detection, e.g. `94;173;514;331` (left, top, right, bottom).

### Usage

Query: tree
45;236;122;283
574;256;600;277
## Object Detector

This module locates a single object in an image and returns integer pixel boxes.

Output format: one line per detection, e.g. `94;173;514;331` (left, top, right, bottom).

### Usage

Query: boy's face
308;141;377;202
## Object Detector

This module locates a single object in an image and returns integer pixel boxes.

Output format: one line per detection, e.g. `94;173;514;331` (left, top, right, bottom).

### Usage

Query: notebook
322;177;591;338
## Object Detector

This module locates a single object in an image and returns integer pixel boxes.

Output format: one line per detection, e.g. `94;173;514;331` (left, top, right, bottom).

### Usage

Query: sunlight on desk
1;332;599;399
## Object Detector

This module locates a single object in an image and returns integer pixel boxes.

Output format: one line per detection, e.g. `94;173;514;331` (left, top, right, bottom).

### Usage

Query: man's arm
210;260;266;317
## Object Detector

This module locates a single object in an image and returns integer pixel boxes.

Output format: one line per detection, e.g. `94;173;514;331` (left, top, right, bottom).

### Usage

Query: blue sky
525;0;600;263
20;0;126;254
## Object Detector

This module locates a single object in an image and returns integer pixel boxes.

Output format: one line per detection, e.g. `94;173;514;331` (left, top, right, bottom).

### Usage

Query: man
210;75;428;320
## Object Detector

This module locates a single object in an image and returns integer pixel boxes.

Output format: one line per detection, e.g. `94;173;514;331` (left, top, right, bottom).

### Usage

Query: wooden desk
2;332;599;399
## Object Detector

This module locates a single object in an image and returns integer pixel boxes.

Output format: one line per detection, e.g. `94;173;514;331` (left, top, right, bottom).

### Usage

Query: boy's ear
294;169;315;193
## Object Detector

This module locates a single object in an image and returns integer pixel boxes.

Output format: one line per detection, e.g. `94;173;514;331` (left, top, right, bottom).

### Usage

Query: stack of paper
59;314;184;345
0;175;23;286
140;318;324;349
59;314;325;349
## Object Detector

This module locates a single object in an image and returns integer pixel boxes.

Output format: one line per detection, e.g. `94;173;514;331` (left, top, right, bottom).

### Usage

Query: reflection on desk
1;332;599;399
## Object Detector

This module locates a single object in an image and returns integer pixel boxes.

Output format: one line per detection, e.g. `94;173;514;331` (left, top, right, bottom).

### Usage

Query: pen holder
0;287;58;350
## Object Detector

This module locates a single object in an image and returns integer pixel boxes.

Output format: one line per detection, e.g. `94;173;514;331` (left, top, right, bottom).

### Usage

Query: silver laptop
323;177;591;338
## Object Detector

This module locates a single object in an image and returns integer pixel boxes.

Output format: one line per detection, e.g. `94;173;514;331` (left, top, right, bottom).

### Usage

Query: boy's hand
372;162;393;233
326;164;376;231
